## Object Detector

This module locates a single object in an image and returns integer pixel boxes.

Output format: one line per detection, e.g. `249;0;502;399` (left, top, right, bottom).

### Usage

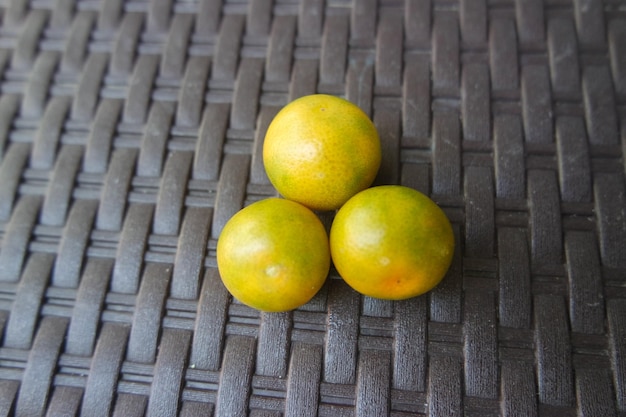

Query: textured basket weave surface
0;0;625;415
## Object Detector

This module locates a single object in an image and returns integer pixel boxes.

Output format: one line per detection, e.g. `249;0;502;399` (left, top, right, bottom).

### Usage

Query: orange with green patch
217;198;330;312
330;185;455;300
263;94;381;211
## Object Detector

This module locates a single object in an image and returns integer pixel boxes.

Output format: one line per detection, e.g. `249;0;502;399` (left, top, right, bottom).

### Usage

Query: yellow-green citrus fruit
329;185;454;300
263;94;381;211
217;198;330;312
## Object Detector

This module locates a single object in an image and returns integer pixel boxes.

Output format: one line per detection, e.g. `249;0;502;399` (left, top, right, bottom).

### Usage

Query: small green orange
263;94;381;211
329;185;455;300
216;198;330;312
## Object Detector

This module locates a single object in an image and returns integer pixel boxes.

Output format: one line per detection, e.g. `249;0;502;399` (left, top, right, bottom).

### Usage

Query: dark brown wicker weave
0;0;624;415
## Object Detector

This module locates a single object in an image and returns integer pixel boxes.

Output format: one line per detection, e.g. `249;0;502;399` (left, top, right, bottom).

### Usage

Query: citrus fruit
263;94;381;211
329;185;454;300
216;198;330;312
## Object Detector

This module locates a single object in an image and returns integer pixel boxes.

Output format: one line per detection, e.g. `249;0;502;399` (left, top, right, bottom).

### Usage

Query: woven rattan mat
0;0;625;415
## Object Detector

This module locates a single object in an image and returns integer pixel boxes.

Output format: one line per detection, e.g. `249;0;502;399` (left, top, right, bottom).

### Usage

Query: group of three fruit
217;94;455;312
